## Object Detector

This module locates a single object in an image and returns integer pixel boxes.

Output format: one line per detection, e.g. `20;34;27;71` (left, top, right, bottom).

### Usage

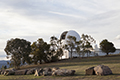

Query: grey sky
0;0;120;60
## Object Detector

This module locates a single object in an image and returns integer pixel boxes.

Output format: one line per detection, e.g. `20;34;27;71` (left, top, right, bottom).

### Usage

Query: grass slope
0;54;120;80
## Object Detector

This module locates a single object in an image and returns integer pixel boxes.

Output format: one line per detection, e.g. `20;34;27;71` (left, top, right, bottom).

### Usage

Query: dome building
60;30;80;46
60;30;81;59
59;30;120;59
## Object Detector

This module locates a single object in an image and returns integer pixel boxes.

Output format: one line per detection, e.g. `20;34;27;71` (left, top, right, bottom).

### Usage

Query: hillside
0;54;120;80
0;60;10;69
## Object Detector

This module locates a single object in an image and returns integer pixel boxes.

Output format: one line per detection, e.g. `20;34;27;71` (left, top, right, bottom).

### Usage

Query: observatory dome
60;30;80;45
65;30;80;41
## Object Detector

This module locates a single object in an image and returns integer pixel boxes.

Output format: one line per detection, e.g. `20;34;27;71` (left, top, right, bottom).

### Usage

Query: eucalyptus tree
64;35;76;58
49;36;63;61
100;39;116;55
4;38;31;68
31;38;50;64
80;34;96;57
76;41;82;58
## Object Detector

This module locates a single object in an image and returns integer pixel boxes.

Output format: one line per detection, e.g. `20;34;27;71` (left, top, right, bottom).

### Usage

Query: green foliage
76;41;82;58
31;38;50;64
64;36;76;58
63;34;95;58
80;34;96;57
1;65;7;70
100;39;116;55
4;38;31;68
49;36;63;62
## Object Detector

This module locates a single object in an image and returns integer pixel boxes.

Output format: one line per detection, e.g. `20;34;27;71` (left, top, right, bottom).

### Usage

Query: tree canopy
64;35;76;58
31;38;50;64
4;38;31;68
49;36;63;61
80;34;96;57
100;39;116;55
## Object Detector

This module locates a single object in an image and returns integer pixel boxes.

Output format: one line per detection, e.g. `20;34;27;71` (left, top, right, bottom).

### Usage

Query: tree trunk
71;48;72;59
106;53;109;56
82;52;84;58
79;54;80;59
87;53;88;57
39;60;42;64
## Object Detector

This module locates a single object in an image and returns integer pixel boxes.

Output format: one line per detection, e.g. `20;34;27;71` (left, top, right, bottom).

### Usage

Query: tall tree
31;38;50;64
64;36;76;58
76;41;82;58
49;36;63;62
80;34;96;57
100;39;116;55
4;38;31;68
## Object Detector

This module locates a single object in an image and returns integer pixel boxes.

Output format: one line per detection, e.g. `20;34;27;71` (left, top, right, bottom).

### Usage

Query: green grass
1;54;120;80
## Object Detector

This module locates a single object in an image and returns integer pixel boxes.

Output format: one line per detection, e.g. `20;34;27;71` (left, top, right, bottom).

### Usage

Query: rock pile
34;67;76;76
0;67;76;76
85;65;112;76
1;68;16;76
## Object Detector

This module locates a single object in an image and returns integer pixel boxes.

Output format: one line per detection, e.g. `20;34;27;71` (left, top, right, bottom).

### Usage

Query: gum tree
4;38;31;68
100;39;116;55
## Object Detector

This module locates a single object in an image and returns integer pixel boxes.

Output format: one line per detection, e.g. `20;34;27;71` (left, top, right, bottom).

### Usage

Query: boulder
0;70;2;75
52;67;59;72
4;70;15;76
43;68;51;72
42;67;52;76
94;65;112;76
42;71;52;76
15;69;28;75
10;68;16;71
34;68;43;76
53;69;66;76
43;71;47;76
26;68;36;75
52;69;75;76
85;67;95;75
47;71;52;76
1;70;5;75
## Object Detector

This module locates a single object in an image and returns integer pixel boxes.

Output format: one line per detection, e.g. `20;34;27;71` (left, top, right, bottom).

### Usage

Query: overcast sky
0;0;120;60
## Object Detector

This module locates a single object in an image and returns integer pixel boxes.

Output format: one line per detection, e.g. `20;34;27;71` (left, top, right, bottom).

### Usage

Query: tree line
4;34;116;69
4;36;63;69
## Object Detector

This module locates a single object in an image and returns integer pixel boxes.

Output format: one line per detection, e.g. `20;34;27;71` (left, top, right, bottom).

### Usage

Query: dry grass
0;54;120;80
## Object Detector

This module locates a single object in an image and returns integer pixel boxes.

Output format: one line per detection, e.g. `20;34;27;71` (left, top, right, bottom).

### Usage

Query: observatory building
59;30;120;59
60;30;81;59
60;30;80;46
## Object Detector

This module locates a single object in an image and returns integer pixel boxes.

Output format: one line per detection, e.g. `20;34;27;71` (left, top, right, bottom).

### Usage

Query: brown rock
26;68;36;75
85;67;95;75
1;70;5;75
0;70;1;74
52;67;59;72
43;68;51;72
4;70;15;76
52;69;75;76
15;69;28;75
34;68;43;76
43;71;47;76
94;65;112;76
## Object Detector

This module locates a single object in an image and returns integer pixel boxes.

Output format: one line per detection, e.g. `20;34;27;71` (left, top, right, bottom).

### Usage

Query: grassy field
0;54;120;80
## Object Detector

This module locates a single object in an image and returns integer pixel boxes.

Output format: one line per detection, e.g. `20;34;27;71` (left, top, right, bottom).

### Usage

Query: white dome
65;30;80;41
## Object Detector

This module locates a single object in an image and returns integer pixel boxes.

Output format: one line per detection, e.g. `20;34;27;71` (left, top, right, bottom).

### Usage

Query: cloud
116;35;120;40
0;0;120;60
49;11;86;19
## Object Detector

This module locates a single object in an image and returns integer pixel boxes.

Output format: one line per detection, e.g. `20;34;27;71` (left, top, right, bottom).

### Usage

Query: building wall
61;50;69;59
61;49;120;59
